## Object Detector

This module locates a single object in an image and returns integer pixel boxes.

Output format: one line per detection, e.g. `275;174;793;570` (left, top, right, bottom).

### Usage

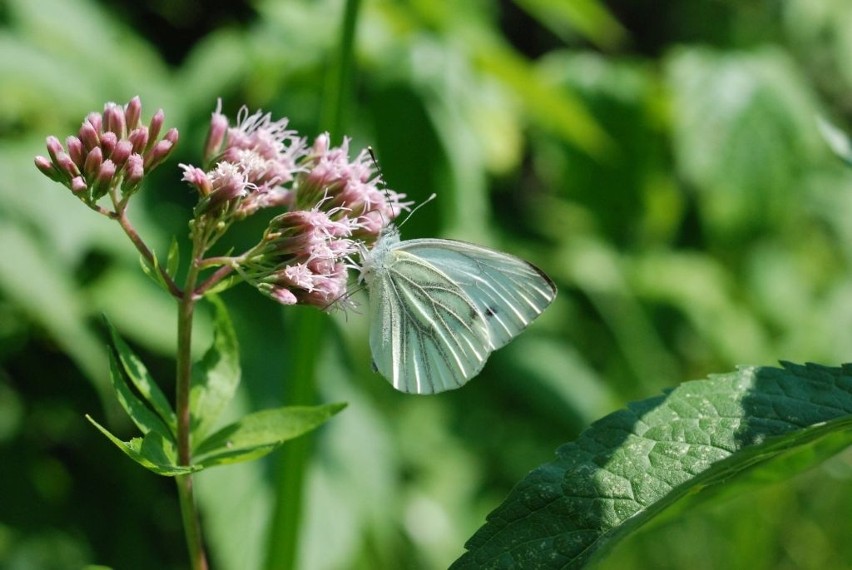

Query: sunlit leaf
453;363;852;569
193;403;347;468
190;296;241;441
86;415;197;476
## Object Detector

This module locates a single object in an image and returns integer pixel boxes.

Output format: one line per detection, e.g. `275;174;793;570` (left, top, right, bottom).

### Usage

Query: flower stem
174;239;208;570
115;209;182;297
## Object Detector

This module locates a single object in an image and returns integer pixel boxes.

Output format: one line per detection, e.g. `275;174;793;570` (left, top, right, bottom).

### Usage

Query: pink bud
144;139;174;170
103;102;126;136
100;132;117;157
124;154;145;188
148;109;164;143
84;146;103;178
203;112;229;164
55;152;80;178
164;127;179;145
128;127;149;154
45;136;64;163
124;96;142;130
78;121;100;151
111;140;133;168
85;112;103;134
66;136;84;168
93;159;116;196
70;176;88;194
270;286;298;305
34;156;62;181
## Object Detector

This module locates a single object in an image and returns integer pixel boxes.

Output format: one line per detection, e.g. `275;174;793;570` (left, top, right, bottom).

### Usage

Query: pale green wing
396;239;557;349
368;250;492;394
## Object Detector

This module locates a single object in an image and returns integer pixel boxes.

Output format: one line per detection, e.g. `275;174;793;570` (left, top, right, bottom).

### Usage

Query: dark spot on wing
484;306;498;318
371;360;379;373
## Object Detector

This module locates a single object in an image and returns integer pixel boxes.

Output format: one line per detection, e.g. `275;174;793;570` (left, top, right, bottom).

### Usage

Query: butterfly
359;225;557;394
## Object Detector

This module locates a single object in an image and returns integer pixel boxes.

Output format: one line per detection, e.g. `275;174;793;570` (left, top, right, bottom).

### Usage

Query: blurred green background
1;0;851;568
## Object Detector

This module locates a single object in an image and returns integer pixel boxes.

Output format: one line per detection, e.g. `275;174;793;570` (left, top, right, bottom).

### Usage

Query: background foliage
1;0;851;568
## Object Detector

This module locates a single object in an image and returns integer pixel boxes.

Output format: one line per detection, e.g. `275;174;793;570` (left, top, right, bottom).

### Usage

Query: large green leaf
190;296;241;441
452;363;852;569
193;403;347;468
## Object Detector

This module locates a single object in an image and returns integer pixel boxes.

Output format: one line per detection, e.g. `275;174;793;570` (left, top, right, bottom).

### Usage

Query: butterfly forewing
368;249;491;394
396;239;557;349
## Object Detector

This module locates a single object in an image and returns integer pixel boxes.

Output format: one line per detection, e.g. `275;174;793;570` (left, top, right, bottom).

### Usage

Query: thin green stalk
264;1;363;568
320;0;363;139
264;309;325;570
175;239;208;570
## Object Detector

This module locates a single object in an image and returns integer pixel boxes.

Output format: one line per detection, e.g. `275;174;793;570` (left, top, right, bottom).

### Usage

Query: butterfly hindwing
395;239;556;350
368;248;491;394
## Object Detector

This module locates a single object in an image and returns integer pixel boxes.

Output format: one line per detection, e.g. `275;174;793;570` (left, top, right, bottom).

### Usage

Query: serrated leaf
452;363;852;569
166;236;180;278
86;415;197;476
193;403;346;468
190;296;240;441
104;316;176;432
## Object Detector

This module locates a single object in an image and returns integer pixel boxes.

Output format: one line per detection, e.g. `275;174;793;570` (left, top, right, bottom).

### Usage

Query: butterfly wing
395;239;557;349
368;247;492;394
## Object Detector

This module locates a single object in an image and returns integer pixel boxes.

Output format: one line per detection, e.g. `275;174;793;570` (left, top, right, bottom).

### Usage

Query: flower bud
34;156;62;181
79;121;100;151
83;146;103;179
70;176;87;194
148;109;164;145
103;102;126;136
66;136;84;168
93;160;116;197
125;96;142;130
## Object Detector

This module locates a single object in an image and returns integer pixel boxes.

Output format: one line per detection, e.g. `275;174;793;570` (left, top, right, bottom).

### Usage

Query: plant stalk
174;239;208;570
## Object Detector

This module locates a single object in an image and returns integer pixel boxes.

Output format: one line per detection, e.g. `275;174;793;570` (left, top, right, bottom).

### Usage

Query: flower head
293;133;411;243
188;101;307;218
240;204;361;309
34;96;178;206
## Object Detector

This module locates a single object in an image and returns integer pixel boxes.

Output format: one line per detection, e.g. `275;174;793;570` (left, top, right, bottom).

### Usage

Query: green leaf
86;415;197;476
106;348;172;438
452;363;852;569
513;0;627;50
139;252;170;294
166;236;180;278
193;403;347;468
104;316;176;433
190;296;241;441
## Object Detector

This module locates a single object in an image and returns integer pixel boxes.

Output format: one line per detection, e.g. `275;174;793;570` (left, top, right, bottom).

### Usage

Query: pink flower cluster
34;97;178;206
184;102;410;308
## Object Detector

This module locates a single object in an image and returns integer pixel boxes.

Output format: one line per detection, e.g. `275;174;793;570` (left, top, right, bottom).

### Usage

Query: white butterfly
359;225;557;394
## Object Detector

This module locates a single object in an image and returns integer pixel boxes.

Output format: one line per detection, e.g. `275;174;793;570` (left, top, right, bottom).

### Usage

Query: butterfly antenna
368;146;394;223
368;147;436;228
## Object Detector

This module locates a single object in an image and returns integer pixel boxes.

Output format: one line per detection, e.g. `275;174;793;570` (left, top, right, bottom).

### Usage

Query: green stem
115;209;182;297
174;239;208;570
320;0;363;139
264;1;363;568
264;309;325;570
